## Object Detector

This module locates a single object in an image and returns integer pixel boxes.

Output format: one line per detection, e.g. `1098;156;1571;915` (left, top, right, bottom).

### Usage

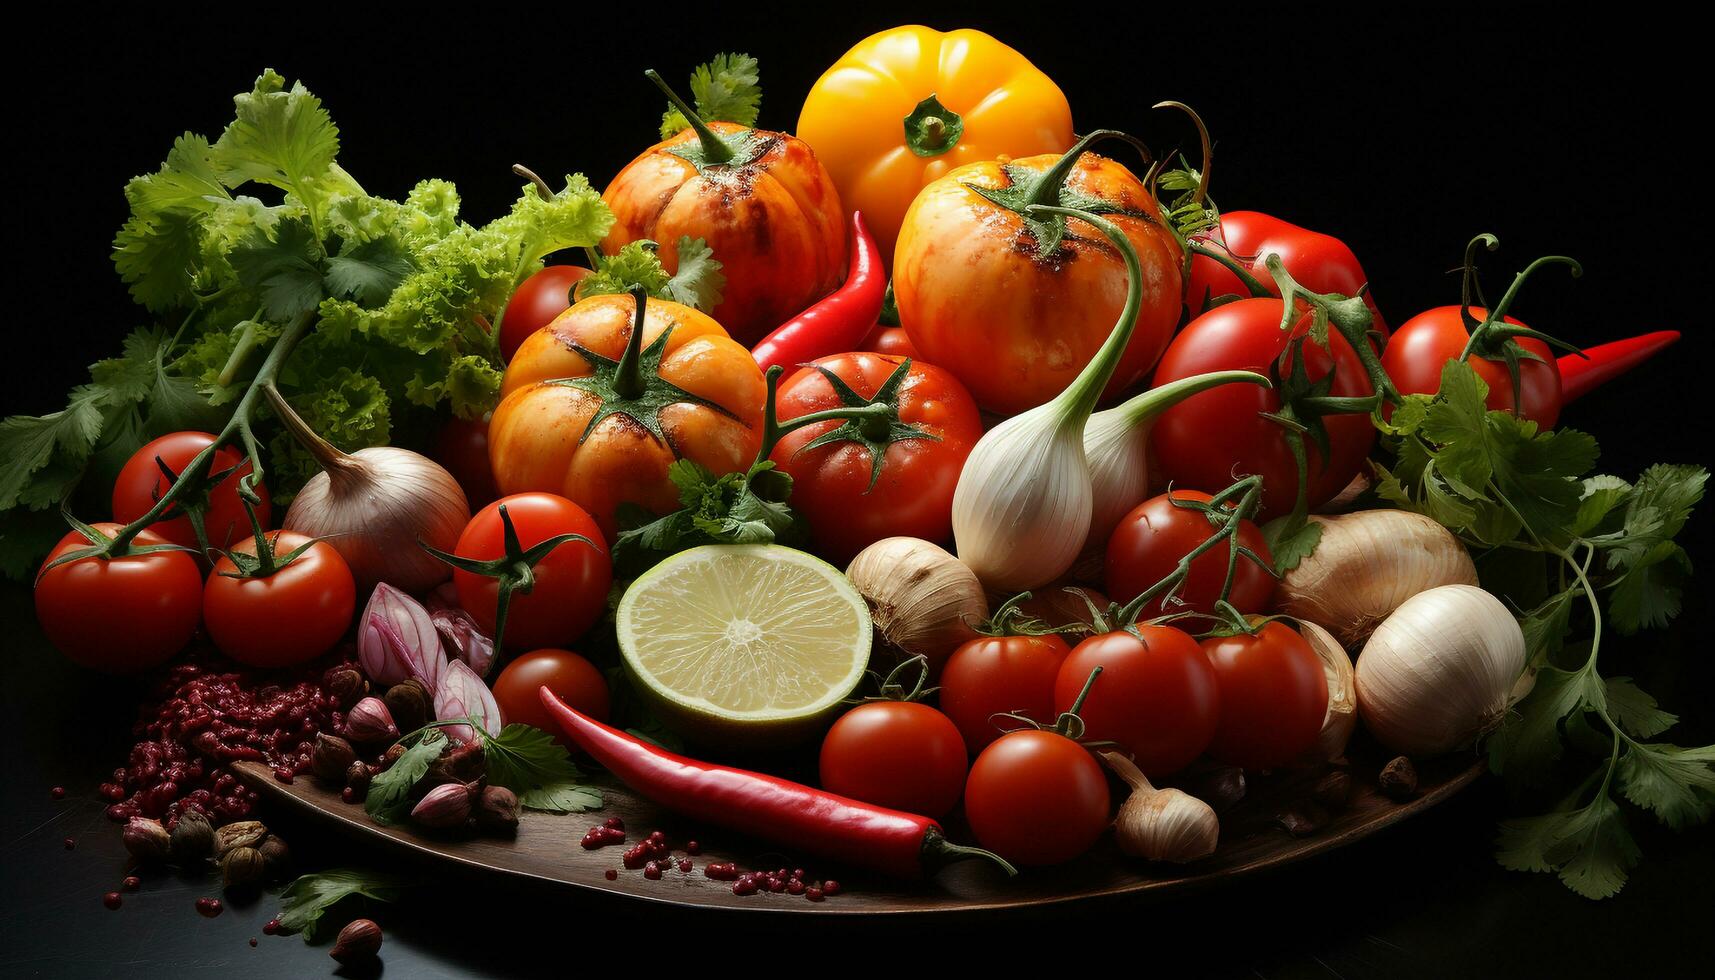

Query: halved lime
616;544;872;748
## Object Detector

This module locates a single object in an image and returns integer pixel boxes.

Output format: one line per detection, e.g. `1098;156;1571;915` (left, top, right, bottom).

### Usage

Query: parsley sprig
1376;359;1711;898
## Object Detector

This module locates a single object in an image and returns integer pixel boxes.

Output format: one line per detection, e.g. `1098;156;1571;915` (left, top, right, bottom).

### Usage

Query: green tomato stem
646;69;735;165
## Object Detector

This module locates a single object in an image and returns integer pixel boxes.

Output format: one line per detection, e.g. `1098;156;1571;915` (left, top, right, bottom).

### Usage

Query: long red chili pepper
751;212;885;373
538;688;1013;879
1557;330;1680;404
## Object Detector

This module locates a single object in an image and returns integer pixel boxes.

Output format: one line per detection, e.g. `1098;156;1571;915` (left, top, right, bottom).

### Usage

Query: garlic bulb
1296;620;1357;765
266;385;470;594
1102;751;1219;863
1356;584;1526;757
1082;370;1270;550
952;207;1145;591
1280;510;1478;648
846;537;987;674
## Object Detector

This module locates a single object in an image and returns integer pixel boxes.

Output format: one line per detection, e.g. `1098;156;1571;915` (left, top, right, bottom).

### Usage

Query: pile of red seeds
98;655;343;827
585;819;844;902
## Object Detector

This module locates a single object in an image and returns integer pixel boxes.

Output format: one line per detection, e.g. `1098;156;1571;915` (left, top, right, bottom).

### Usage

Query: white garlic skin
845;537;987;673
285;447;470;595
1281;510;1478;648
1103;751;1218;863
1297;620;1357;765
951;406;1092;592
1080;408;1149;552
1356;584;1526;757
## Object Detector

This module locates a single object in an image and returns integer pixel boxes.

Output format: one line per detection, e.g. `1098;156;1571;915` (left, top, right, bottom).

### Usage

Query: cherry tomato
434;414;499;508
1382;306;1562;428
492;648;610;736
34;524;202;673
1201;622;1329;771
1151;298;1376;521
1105;490;1276;617
940;632;1071;752
499;265;593;361
112;432;270;551
202;531;356;668
771;353;983;566
1055;627;1220;778
858;323;920;359
818;701;967;818
451;493;611;649
963;729;1110;866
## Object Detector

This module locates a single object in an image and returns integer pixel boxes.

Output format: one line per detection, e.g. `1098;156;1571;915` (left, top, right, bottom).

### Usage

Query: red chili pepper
751;212;886;373
1187;211;1389;336
1558;330;1680;404
537;687;1013;879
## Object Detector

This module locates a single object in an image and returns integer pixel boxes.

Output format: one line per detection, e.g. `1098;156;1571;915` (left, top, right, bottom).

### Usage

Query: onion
266;385;469;594
1355;584;1526;757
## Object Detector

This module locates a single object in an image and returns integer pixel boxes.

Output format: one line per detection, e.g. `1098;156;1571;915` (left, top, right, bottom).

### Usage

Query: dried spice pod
170;811;215;862
221;846;266;889
1380;756;1419;800
123;818;172;863
330;918;383;964
214;820;268;858
475;786;521;834
384;678;432;734
311;733;359;782
325;667;368;709
258;835;290;876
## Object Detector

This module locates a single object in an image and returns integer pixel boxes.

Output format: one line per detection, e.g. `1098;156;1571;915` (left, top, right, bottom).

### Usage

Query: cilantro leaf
660;53;762;138
1487;665;1602;782
1496;792;1640;900
213;70;340;198
659;237;726;312
1602;676;1677;739
363;731;444;825
277;869;409;942
0;386;109;510
482;724;601;813
229;216;325;320
1616;741;1715;829
324;236;417;308
1262;515;1322;575
1606;540;1692;633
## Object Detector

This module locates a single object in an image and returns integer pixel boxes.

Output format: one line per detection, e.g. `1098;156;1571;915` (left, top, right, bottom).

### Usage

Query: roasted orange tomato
488;289;766;540
893;132;1184;416
601;72;845;347
797;25;1074;268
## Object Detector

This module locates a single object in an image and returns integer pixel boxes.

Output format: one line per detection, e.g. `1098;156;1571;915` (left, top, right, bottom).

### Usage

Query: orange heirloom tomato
893;133;1183;416
602;75;845;347
488;290;766;541
796;25;1074;268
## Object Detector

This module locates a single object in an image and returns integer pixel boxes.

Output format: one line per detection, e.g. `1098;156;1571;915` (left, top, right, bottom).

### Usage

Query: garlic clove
1280;510;1478;648
846;537;987;674
1102;751;1219;863
1294;620;1357;766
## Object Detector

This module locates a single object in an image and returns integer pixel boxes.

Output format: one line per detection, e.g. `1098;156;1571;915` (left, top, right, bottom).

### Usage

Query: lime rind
616;545;872;729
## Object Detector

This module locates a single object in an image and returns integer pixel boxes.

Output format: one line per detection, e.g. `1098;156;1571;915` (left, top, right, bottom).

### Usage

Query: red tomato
434;414;500;508
1055;627;1220;778
963;729;1110;866
1382;306;1562;428
1104;490;1276;617
112;432;270;551
770;353;983;565
858;323;920;359
34;524;202;673
939;633;1071;752
1151;298;1377;521
499;265;593;361
818;702;967;818
451;493;611;649
202;531;356;668
492;648;610;736
1200;622;1329;770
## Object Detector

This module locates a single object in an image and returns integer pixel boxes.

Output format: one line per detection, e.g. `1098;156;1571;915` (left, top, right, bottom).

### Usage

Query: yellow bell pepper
796;25;1074;268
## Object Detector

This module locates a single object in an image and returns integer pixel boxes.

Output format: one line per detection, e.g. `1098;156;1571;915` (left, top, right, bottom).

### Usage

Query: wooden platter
235;743;1483;915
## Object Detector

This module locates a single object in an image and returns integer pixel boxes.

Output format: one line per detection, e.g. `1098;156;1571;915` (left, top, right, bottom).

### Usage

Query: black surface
3;3;1712;977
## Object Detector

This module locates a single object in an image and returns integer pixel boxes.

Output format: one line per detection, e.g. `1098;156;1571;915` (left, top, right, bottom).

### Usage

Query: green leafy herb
1376;359;1712;898
363;730;445;825
482;723;601;813
659;53;762;138
612;458;804;576
1;69;614;576
579;237;725;313
277;869;410;942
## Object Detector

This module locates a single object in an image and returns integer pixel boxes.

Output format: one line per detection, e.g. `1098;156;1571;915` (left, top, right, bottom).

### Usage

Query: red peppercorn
195;897;223;917
677;858;692;873
249;939;258;948
685;840;701;855
644;861;662;880
263;918;282;935
50;786;67;800
806;886;824;902
103;892;123;910
122;876;142;892
604;869;618;881
63;838;75;850
787;879;805;894
733;877;759;896
822;880;842;896
605;817;624;831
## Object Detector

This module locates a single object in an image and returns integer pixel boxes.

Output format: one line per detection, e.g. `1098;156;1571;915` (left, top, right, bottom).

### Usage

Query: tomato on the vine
35;524;203;673
449;493;611;649
963;728;1110;866
1105;490;1275;617
939;594;1074;752
203;531;356;668
112;432;269;551
819;701;967;817
492;648;610;736
1150;298;1377;521
770;353;982;566
499;265;593;361
1054;626;1220;777
1200;622;1328;771
1383;306;1562;428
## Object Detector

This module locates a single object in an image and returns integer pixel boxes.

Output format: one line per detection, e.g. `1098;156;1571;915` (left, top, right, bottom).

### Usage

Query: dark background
4;4;1711;977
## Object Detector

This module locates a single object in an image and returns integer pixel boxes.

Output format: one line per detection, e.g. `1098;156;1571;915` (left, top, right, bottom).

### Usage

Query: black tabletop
4;4;1713;977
